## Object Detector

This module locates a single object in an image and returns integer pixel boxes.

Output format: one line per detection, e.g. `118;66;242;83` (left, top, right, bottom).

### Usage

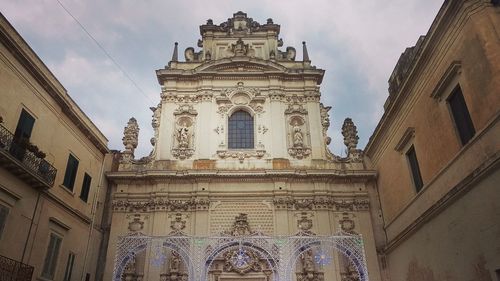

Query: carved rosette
172;105;197;160
122;117;139;163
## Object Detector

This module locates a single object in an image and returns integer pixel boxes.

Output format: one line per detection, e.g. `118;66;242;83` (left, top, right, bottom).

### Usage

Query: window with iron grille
228;110;254;149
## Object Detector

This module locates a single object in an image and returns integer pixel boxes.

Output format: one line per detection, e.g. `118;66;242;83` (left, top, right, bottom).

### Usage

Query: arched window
228;110;254;149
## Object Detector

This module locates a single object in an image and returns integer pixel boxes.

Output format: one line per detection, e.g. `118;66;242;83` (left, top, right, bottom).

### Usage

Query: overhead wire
54;0;155;105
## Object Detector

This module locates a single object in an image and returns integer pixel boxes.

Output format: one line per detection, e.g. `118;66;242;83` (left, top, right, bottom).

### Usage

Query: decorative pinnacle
302;41;310;62
171;42;178;62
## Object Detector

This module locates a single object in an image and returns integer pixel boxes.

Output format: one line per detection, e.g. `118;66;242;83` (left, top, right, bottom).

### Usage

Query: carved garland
273;197;369;211
112;198;210;212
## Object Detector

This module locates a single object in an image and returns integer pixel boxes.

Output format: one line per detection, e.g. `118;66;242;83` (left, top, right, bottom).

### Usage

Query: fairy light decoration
314;249;332;266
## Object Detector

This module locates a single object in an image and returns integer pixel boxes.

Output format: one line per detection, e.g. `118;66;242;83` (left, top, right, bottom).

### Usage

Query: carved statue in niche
122;117;139;163
172;116;195;160
161;251;188;281
177;126;189;148
296;249;325;281
293;124;304;147
302;249;314;272
288;116;311;159
170;252;181;273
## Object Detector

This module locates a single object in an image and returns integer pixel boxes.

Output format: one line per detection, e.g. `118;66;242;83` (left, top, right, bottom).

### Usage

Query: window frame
63;251;76;281
79;173;92;202
227;109;255;150
446;85;475;146
405;145;424;193
0;204;9;239
41;232;63;280
62;154;79;191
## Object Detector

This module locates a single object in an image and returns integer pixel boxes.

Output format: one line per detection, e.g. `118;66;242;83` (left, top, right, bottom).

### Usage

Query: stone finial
122;117;139;162
342;118;363;162
302;41;310;62
342;118;359;152
171;42;179;62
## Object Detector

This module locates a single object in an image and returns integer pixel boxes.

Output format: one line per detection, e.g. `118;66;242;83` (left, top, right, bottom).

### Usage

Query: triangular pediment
195;58;287;73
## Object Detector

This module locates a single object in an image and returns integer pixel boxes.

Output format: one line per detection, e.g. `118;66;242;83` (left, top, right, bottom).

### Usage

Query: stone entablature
111;196;370;213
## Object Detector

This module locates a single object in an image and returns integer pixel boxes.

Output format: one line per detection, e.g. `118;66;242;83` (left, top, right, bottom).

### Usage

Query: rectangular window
79;173;92;202
406;145;424;192
448;85;475;145
42;233;62;280
63;252;75;281
14;109;36;140
62;154;79;191
10;109;35;160
0;205;9;238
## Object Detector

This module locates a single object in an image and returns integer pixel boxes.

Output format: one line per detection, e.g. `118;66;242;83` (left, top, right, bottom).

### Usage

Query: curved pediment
195;58;287;73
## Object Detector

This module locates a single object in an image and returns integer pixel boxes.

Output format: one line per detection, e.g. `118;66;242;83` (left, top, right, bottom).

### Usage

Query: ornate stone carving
160;252;188;281
172;106;197;160
223;248;262;275
257;125;268;134
297;212;314;235
123;255;138;281
320;103;337;161
228;38;254;57
224;213;253;236
272;197;369;211
127;214;144;232
112;198;210;212
285;104;308;115
169;213;187;233
339;213;356;233
287;116;311;159
184;47;203;62
342;118;363;162
296;249;324;281
277;46;296;61
216;149;266;163
161;93;213;104
174;104;198;116
122;117;139;163
149;103;162;159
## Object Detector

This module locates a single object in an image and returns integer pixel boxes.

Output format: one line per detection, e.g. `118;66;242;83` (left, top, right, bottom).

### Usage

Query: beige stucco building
104;11;383;281
0;13;112;281
365;0;500;280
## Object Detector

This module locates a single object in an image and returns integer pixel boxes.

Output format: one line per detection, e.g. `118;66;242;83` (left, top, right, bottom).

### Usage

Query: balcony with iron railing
0;123;57;188
0;254;34;281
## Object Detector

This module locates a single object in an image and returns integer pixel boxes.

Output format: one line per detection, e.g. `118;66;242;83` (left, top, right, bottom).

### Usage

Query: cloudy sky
1;0;442;157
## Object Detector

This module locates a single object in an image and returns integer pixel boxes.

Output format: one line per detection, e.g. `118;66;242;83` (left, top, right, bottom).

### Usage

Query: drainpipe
21;191;42;264
80;155;107;281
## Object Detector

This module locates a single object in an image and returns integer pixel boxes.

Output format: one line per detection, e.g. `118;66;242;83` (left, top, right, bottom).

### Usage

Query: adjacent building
0;13;112;281
365;0;500;280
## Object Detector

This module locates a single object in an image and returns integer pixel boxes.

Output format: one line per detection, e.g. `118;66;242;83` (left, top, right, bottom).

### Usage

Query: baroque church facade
104;11;383;281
